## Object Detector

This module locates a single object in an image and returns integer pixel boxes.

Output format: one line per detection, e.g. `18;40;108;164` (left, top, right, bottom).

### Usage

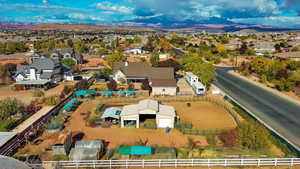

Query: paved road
214;67;300;151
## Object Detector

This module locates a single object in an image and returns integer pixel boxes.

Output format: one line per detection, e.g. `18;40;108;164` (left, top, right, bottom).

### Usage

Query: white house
123;48;145;55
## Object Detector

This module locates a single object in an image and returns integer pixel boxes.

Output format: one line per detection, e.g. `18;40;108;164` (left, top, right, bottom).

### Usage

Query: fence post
142;159;145;168
224;159;227;166
93;160;96;168
257;159;260;167
126;160;128;168
191;159;194;167
175;159;177;168
208;159;210;167
274;158;277;166
241;159;243;166
109;160;112;168
159;159;161;168
291;158;294;166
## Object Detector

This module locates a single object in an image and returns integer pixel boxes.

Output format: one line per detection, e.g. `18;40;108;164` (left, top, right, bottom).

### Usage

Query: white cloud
68;13;104;21
95;2;133;14
230;16;300;27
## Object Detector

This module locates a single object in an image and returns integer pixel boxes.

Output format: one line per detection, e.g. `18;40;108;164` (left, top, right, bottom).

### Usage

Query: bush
0;98;24;121
237;121;270;150
0;119;19;131
107;80;117;91
42;96;57;106
206;134;217;146
33;89;45;97
219;129;239;147
127;82;134;90
141;79;151;90
75;79;89;90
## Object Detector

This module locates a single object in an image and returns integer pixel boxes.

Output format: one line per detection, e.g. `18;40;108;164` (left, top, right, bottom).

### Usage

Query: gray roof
0;156;31;169
31;58;60;70
0;132;17;148
121;99;175;117
15;80;50;85
75;140;103;149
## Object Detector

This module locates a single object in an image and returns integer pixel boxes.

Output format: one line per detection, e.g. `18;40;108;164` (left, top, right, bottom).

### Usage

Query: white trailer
184;72;198;85
192;82;206;95
184;72;206;95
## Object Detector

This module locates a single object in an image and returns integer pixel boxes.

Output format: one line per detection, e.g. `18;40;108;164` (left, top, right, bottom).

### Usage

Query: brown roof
151;79;177;87
113;62;174;80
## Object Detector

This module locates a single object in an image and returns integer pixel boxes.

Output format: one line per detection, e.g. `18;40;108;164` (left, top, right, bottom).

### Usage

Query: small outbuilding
69;148;100;160
52;131;72;156
101;107;122;121
120;99;176;128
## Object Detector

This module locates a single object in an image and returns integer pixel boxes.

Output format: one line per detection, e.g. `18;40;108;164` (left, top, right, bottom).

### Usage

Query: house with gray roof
15;57;73;89
120;99;176;128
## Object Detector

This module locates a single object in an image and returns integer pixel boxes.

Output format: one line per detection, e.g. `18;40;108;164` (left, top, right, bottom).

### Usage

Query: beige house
150;79;177;96
120;99;176;128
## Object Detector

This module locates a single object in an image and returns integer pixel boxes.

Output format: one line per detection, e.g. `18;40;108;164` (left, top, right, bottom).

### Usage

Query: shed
75;140;104;151
118;146;152;155
69;148;100;160
101;107;122;120
52;131;72;156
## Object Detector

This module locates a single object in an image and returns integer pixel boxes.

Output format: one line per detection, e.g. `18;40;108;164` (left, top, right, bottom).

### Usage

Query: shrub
237;121;270;150
206;134;217;146
0;98;24;121
33;89;45;97
75;79;89;90
107;80;117;91
127;82;134;90
141;79;151;90
219;129;239;147
42;96;57;106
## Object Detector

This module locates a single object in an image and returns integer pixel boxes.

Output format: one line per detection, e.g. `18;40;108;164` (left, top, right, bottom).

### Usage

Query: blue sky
0;0;300;27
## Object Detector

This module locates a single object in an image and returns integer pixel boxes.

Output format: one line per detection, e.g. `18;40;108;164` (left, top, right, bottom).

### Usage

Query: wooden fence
37;158;300;168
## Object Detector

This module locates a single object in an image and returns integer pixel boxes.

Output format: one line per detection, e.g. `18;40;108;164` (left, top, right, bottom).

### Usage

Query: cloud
68;13;104;21
130;0;280;21
95;1;133;14
230;16;300;27
281;0;300;15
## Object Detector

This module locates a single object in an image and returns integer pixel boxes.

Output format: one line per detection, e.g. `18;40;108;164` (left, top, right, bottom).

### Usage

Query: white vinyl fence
41;158;300;168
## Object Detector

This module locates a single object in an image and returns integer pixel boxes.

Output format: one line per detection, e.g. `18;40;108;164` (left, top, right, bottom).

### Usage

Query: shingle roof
151;79;177;87
113;62;174;80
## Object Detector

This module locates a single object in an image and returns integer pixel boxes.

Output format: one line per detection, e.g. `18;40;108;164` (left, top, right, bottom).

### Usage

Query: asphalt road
214;67;300;151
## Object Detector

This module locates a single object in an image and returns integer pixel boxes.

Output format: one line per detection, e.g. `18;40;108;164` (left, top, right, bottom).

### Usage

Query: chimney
30;68;36;80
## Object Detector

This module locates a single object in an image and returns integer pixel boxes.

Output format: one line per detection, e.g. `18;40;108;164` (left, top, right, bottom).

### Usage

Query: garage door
157;119;172;128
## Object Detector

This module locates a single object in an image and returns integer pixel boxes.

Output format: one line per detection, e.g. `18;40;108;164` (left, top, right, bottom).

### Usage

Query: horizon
0;0;300;28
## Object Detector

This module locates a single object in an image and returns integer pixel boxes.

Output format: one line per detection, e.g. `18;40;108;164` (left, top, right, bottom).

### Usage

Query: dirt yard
167;102;237;129
0;81;75;104
64;101;207;148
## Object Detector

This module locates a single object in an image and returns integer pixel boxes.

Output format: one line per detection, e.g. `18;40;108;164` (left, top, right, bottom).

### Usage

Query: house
123;48;145;55
120;99;176;128
150;79;177;96
30;48;83;64
15;57;73;90
113;62;177;96
253;42;275;54
101;107;122;121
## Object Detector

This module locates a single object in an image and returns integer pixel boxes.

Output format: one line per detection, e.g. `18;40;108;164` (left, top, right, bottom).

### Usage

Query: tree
4;63;17;76
291;46;300;52
219;129;239;147
61;58;76;68
0;98;24;121
33;89;45;97
237;121;270;150
107;80;117;91
67;39;74;48
106;52;127;67
239;42;248;55
127;82;135;90
75;79;89;90
150;53;160;66
74;41;88;53
141;79;151;90
157;59;181;71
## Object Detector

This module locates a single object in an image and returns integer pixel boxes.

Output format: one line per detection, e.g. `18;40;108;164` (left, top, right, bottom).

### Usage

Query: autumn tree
106;52;127;67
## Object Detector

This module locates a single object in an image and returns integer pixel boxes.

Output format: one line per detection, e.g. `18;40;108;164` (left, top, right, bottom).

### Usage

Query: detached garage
120;99;176;128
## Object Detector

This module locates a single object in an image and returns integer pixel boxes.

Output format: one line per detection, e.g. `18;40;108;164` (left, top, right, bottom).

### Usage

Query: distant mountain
0;21;299;32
